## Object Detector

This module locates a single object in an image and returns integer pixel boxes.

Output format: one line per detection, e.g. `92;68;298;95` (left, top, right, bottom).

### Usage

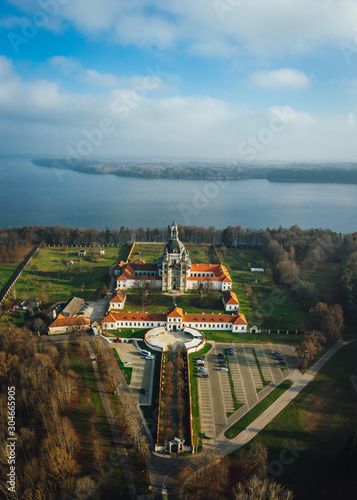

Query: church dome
165;238;185;254
165;221;186;254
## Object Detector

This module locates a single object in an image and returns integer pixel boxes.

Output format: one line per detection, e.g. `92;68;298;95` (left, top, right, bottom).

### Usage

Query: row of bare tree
0;328;99;499
173;443;294;499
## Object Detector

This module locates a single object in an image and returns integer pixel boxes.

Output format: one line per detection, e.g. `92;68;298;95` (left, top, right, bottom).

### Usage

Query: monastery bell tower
160;222;191;292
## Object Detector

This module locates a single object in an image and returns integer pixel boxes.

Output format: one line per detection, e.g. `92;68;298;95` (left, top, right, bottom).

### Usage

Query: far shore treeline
32;159;357;184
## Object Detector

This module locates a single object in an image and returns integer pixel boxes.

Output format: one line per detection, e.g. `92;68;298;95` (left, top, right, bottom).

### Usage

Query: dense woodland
0;328;95;499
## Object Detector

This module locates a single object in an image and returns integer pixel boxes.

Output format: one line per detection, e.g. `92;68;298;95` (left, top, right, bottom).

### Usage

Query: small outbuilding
165;437;185;454
61;297;84;318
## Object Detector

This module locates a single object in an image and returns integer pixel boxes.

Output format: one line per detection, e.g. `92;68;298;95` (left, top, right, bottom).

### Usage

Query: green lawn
186;244;215;264
188;342;213;449
0;263;21;296
0;310;27;328
113;349;133;384
300;262;341;304
129;243;165;263
217;248;311;330
240;342;357;499
226;354;244;413
105;328;148;338
122;289;225;315
12;246;129;304
252;348;271;386
203;330;303;345
225;379;293;439
130;243;214;266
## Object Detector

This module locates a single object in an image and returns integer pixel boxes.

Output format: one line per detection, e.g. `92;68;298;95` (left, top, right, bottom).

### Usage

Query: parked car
123;361;131;365
196;360;205;365
145;355;154;360
199;373;209;378
140;350;150;356
219;366;228;371
115;338;120;343
196;357;204;362
279;361;287;365
273;351;283;356
127;339;133;343
197;367;207;373
217;353;225;358
140;388;148;395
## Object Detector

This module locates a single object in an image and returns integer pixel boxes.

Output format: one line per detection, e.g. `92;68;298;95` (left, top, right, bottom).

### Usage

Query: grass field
225;379;293;438
122;289;224;315
0;263;21;295
217;248;311;330
203;330;304;345
113;349;133;384
131;243;214;266
129;243;164;263
240;341;357;499
300;262;341;304
12;246;129;304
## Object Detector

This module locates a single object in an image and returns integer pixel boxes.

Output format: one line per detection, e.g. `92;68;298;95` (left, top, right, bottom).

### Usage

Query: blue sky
1;0;357;161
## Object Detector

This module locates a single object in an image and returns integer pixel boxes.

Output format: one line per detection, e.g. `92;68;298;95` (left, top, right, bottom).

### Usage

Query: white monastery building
114;222;232;292
103;222;247;333
102;305;247;333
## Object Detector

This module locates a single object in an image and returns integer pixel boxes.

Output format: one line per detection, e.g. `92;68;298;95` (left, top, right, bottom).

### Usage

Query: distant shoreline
32;159;357;184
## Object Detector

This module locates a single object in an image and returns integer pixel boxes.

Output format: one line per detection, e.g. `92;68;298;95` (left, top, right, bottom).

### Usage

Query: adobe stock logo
7;0;70;54
238;107;296;160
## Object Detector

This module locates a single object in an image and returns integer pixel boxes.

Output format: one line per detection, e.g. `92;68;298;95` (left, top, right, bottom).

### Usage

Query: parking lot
109;339;155;406
197;342;299;438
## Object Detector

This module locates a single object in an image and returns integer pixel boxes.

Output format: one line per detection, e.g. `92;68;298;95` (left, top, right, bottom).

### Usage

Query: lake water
0;157;356;233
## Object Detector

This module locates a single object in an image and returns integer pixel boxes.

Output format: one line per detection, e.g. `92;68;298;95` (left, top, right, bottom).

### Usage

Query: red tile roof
49;316;90;328
110;290;126;303
102;311;247;326
187;264;232;283
102;312;166;323
116;261;161;281
223;291;239;305
167;307;183;317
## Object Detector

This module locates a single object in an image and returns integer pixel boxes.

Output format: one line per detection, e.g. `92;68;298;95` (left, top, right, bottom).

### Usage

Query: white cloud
251;68;310;89
0;55;357;161
49;56;82;74
0;56;16;80
6;0;357;57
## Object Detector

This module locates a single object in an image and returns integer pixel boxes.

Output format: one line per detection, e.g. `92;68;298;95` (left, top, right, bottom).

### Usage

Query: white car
140;350;150;356
123;361;131;365
145;355;154;360
219;367;228;371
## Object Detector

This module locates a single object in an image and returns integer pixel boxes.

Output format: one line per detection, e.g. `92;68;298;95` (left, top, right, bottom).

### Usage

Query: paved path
86;343;138;499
